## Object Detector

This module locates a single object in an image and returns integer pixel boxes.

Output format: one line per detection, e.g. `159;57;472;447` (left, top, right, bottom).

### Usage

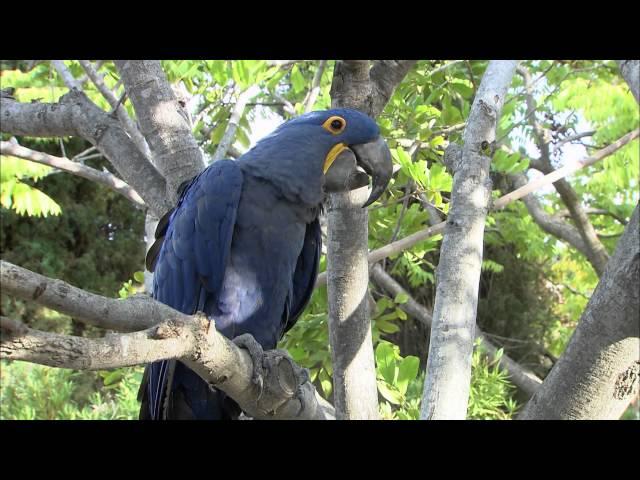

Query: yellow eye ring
322;115;347;135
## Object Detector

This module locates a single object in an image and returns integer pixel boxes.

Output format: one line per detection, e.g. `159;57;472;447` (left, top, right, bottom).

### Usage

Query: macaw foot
232;334;265;397
264;349;311;417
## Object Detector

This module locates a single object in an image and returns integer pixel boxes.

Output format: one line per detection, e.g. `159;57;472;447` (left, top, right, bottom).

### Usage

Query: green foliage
376;339;520;420
467;341;519;420
0;361;142;420
1;155;62;217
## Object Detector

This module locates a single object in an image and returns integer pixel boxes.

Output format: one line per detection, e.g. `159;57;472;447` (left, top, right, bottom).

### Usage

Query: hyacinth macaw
139;108;392;419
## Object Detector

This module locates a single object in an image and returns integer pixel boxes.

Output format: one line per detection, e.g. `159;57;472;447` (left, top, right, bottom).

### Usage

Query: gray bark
617;60;640;104
326;60;416;419
114;61;205;201
0;141;146;209
519;204;639;419
0;91;170;217
420;60;518;420
326;188;380;419
0;261;335;420
51;60;84;90
370;264;543;399
78;60;152;160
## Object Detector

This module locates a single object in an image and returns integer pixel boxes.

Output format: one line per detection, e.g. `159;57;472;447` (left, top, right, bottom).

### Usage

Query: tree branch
0;141;146;209
420;60;519;420
79;60;152;160
0;91;171;216
303;60;327;113
212;85;260;162
325;60;416;420
0;261;335;420
114;61;205;201
51;60;84;90
519;204;640;419
517;64;610;276
508;172;590;254
617;60;640;104
370;264;543;398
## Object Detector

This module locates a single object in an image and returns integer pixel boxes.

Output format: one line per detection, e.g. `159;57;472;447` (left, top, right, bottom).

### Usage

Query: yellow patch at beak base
323;143;348;174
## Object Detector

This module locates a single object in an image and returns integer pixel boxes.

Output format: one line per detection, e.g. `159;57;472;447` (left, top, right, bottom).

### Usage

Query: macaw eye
322;115;346;134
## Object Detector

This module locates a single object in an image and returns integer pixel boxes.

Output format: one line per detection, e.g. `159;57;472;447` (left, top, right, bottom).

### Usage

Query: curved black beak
351;136;393;207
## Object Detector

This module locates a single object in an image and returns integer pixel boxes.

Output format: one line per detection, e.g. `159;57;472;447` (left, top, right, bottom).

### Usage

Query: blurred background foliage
1;59;638;419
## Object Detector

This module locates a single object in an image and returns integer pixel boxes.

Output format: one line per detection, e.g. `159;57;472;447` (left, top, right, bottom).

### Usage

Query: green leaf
396;356;420;395
375;341;398;384
394;292;409;304
133;271;145;283
290;65;305;94
377;380;403;405
7;181;62;217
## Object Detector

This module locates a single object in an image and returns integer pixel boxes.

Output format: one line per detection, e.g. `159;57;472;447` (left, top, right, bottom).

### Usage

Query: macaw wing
283;217;322;334
141;159;244;419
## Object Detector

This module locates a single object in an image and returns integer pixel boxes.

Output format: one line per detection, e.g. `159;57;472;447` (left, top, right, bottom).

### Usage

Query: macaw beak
323;136;393;207
351;136;393;207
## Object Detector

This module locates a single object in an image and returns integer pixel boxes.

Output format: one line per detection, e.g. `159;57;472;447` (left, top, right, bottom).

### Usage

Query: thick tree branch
517;65;610;276
79;60;152;160
420;60;519;420
370;264;543;398
330;60;417;118
617;60;640;104
0;261;335;420
0;91;171;216
0;141;146;208
326;60;415;420
114;61;205;201
519;204;640;419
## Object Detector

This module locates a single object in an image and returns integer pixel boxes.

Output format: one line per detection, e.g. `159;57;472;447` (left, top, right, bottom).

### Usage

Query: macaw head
237;108;393;207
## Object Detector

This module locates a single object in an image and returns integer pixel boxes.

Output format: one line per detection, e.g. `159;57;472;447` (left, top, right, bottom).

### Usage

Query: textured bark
370;265;543;398
79;60;152;160
420;60;518;420
114;60;205;202
1;260;174;332
0;91;170;217
330;60;417;118
51;60;83;90
0;141;145;208
326;188;379;419
617;60;640;104
326;60;416;419
519;205;640;419
0;261;335;420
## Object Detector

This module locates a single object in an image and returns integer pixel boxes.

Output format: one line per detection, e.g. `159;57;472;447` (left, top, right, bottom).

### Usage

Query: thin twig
0;141;146;208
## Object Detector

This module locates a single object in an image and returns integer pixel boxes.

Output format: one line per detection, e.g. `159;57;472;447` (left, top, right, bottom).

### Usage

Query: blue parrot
139;108;392;419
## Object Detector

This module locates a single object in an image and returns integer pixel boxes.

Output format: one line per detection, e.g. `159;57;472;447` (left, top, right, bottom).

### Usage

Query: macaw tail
139;360;242;420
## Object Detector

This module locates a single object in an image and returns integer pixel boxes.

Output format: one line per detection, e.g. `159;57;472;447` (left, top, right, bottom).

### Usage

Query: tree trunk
420;60;519;420
519;204;639;420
